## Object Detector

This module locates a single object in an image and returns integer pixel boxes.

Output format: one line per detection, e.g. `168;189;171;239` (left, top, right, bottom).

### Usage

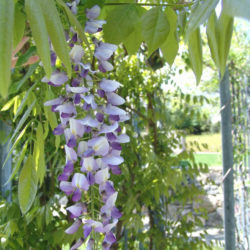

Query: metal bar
220;68;236;250
0;120;12;202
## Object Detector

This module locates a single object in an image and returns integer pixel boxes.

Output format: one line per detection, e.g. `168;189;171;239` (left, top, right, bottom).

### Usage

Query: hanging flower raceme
43;4;129;249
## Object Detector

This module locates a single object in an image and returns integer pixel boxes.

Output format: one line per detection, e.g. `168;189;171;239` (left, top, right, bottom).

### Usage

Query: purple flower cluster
43;5;129;250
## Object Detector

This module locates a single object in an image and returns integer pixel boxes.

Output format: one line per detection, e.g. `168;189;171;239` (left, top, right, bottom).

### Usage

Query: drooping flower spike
44;4;130;249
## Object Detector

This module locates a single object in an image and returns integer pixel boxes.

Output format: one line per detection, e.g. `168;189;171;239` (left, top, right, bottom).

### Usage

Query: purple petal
96;112;104;122
83;148;95;157
72;188;82;202
107;133;117;141
100;79;120;92
105;232;116;244
72;33;78;43
96;158;108;170
97;89;105;98
60;181;74;195
86;238;94;250
85;20;106;34
81;157;96;172
83;224;92;238
77;141;88;156
116;134;130;143
105;192;118;209
81;116;99;128
99;122;118;134
55;103;76;115
42;72;68;86
67;135;77;148
85;126;92;133
65;219;81;234
105;181;116;196
71;78;81;87
70;118;85;137
102;155;124;165
67;86;89;94
99;60;114;72
74;94;81;104
74;65;79;72
64;161;74;174
110;165;121;175
102;221;117;234
119;114;130;122
86;5;100;19
87;172;95;185
70;45;84;64
82;95;97;109
86;75;93;87
44;97;64;106
65;145;78;162
83;103;91;111
66;202;87;217
106;92;125;106
105;104;126;116
94;43;117;61
111;207;122;219
95;168;110;185
116;126;121;133
53;124;64;135
80;68;88;78
109;115;120;121
58;172;70;181
111;142;122;151
71;238;84;250
88;136;110;156
102;241;111;250
51;104;59;112
51;52;57;66
72;173;90;191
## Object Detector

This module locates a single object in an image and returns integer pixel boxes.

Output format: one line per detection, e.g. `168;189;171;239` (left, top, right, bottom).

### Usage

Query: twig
104;2;194;8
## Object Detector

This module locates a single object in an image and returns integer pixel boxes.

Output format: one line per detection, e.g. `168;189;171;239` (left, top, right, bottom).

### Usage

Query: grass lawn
194;152;222;167
186;133;221;152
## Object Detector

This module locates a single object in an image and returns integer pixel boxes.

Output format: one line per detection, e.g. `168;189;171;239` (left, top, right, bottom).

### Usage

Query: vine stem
104;2;194;8
91;186;97;250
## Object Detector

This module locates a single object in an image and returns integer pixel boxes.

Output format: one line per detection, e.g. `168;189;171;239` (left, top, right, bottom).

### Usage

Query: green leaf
56;0;89;46
13;3;25;49
85;0;105;8
103;5;142;44
206;11;219;67
188;28;203;83
123;22;143;55
186;0;219;38
4;140;29;185
9;99;36;145
2;122;30;169
223;0;250;21
0;0;14;98
160;7;178;66
9;63;38;95
39;0;71;78
1;96;17;111
44;89;58;130
33;122;46;185
18;155;38;214
13;82;37;122
25;0;51;78
217;11;234;77
141;7;170;56
15;46;37;67
122;6;145;55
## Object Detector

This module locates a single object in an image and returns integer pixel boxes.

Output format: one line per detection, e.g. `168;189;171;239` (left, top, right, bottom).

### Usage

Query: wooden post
219;68;236;250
